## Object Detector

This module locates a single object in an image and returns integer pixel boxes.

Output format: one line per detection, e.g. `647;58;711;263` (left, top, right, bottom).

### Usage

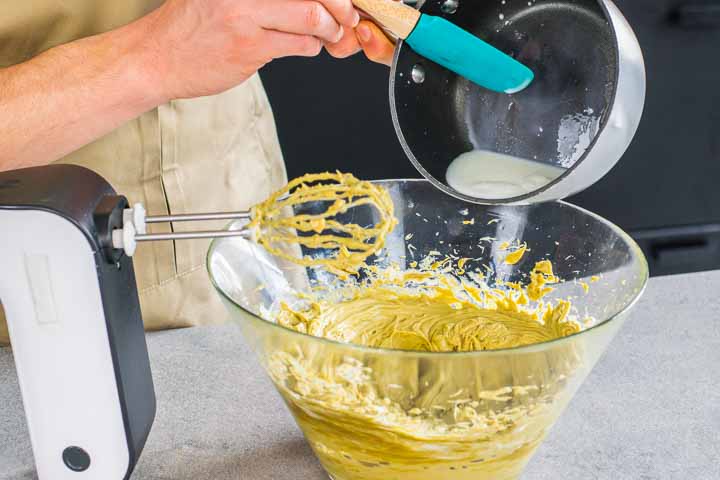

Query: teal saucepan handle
405;15;534;94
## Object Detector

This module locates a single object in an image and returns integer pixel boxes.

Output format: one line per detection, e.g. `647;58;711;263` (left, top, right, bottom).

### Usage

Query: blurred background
259;0;720;277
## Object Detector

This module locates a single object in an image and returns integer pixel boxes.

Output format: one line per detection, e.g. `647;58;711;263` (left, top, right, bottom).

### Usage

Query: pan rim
389;0;621;205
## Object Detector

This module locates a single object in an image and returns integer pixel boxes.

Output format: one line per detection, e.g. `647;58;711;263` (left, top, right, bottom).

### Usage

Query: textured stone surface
1;271;719;479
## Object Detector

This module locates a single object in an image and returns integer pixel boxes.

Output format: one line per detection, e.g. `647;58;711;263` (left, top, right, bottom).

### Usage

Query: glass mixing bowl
207;179;648;480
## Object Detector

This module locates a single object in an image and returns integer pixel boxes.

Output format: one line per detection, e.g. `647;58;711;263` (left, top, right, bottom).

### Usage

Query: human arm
0;0;361;171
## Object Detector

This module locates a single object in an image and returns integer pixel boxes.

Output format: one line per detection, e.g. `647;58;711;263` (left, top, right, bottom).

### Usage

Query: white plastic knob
131;203;147;235
122;203;147;235
112;222;137;257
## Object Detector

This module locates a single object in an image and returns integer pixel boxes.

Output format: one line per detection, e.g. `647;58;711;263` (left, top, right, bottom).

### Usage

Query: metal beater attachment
111;173;397;276
112;204;253;257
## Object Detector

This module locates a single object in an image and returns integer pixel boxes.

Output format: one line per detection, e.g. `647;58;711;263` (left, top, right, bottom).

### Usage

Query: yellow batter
248;172;397;277
275;261;578;352
264;258;585;480
503;243;528;266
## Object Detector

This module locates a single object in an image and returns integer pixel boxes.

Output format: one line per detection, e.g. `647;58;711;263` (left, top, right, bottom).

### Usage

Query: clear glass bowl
207;179;648;480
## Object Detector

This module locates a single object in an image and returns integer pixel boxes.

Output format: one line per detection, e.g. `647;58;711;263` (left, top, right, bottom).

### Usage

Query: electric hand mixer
0;166;393;478
0;1;646;478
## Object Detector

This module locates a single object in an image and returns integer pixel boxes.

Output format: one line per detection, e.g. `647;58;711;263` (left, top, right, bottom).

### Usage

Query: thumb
355;20;395;66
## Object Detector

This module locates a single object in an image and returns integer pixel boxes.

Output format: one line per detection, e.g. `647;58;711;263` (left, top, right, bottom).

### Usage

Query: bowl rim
207;178;649;357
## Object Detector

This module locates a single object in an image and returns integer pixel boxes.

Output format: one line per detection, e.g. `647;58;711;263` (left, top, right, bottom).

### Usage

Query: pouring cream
445;150;565;199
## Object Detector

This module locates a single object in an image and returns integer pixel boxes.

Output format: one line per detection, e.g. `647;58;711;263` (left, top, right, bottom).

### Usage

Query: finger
263;30;324;59
355;20;395;66
325;27;362;58
258;1;344;44
314;0;360;27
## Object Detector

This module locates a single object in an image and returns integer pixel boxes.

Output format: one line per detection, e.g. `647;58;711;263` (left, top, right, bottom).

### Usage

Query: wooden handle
352;0;421;39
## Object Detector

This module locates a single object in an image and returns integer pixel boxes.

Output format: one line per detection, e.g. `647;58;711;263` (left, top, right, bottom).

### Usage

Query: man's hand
141;0;367;101
142;0;398;102
325;19;396;66
323;0;403;66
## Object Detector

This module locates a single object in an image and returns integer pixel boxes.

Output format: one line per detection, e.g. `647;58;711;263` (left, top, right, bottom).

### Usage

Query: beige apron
0;0;287;345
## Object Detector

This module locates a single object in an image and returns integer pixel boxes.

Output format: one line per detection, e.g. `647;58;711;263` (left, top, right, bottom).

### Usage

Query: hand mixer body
0;165;155;479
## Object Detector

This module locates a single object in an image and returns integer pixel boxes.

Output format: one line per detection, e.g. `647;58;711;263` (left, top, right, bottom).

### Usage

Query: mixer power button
62;446;91;472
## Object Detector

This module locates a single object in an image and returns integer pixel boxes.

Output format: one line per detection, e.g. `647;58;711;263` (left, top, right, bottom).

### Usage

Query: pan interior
392;0;618;203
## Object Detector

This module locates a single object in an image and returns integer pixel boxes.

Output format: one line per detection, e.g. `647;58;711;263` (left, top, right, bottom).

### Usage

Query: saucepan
388;0;646;204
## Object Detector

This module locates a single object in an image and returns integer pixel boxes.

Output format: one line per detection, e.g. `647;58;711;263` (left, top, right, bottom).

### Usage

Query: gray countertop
1;271;719;479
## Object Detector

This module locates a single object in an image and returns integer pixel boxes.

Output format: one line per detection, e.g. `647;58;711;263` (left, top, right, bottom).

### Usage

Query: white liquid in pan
446;150;565;199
